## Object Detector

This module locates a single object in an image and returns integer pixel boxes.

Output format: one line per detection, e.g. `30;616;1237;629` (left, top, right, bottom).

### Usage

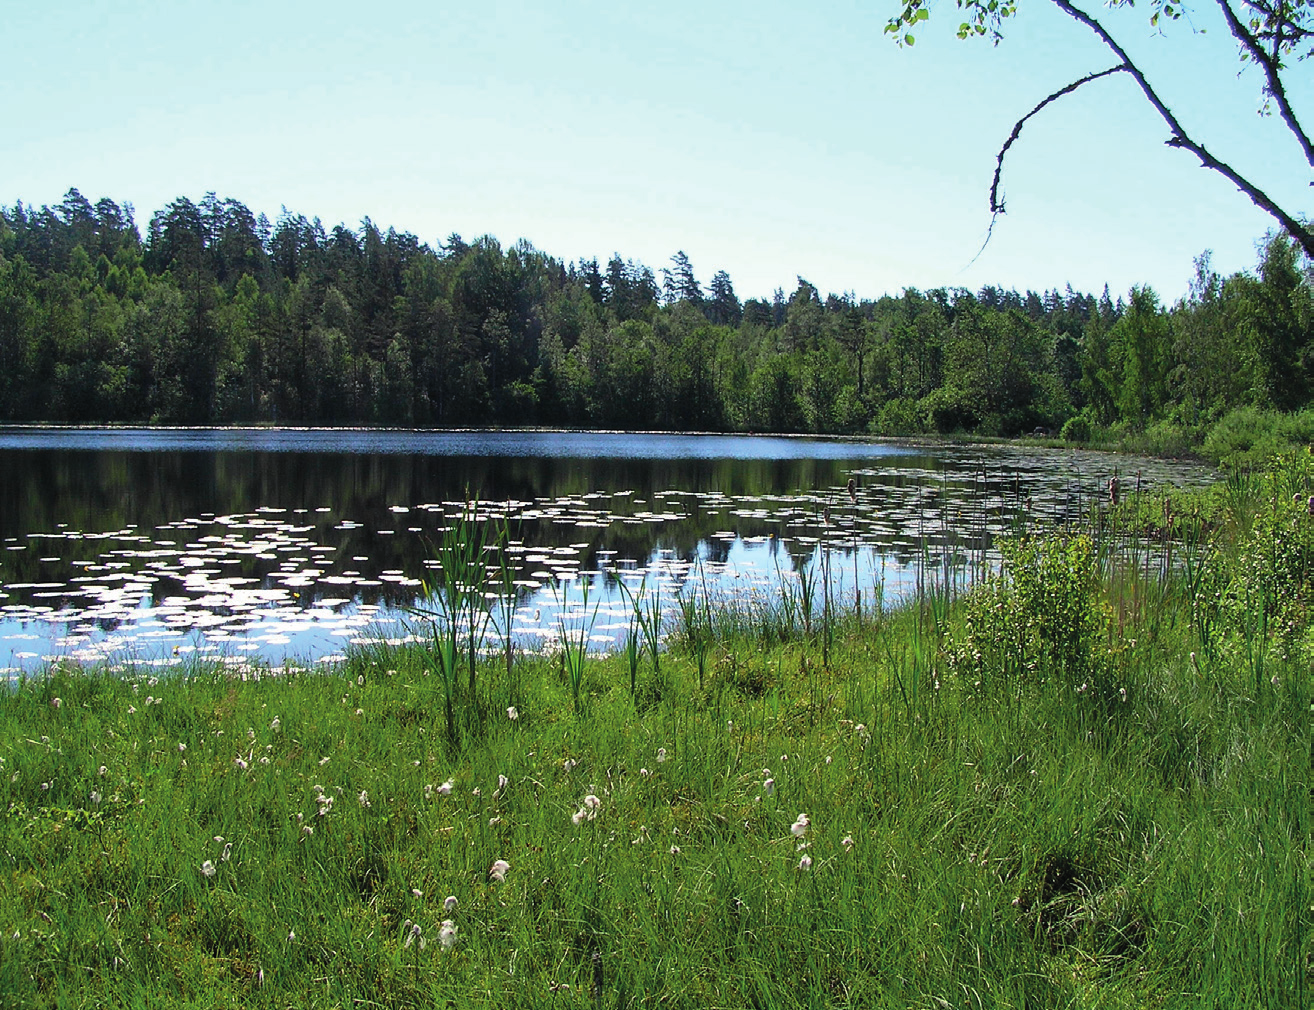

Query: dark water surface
0;428;1216;673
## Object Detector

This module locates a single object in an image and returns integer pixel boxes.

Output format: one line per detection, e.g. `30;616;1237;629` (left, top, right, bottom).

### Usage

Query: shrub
949;534;1119;698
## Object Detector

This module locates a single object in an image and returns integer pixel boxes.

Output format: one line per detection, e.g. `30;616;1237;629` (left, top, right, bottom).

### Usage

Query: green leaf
905;33;916;44
916;7;930;20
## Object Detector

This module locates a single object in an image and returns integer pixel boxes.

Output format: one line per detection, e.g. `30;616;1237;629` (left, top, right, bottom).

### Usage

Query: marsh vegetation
0;451;1307;1007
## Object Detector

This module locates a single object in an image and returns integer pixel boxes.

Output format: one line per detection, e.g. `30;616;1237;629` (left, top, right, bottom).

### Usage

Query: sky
6;0;1311;304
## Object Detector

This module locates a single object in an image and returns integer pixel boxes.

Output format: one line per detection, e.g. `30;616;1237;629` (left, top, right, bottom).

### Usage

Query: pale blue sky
6;0;1310;303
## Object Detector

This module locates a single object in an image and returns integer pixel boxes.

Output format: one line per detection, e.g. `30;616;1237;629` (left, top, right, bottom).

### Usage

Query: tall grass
0;462;1310;1007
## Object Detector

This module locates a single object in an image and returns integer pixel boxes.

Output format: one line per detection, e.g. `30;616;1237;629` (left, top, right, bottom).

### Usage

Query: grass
0;466;1311;1008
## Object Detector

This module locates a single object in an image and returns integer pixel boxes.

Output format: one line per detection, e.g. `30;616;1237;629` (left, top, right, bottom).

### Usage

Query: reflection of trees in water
0;444;1215;624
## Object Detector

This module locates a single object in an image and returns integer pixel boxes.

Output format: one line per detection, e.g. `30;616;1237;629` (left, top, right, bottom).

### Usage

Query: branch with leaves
887;0;1314;258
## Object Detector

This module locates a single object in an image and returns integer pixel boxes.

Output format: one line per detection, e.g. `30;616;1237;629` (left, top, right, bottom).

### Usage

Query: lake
0;428;1217;674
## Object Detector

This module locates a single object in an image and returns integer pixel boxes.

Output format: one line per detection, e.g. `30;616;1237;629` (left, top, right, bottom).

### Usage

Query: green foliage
950;534;1120;698
2;193;1312;446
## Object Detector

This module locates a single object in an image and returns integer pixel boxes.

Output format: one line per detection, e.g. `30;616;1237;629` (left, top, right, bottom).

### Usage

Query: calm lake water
0;428;1218;674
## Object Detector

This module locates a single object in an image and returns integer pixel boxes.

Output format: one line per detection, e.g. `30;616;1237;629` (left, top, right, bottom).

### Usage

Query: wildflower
270;717;281;731
798;854;813;871
358;790;371;808
127;705;136;715
489;859;510;882
234;757;249;770
669;845;681;856
201;860;217;878
260;756;270;765
763;777;775;797
489;816;502;827
319;756;330;766
439;919;458;950
639;767;651;777
507;706;519;721
221;842;233;862
302;825;313;835
444;895;458;911
791;813;810;838
89;790;101;805
841;834;855;852
1119;687;1128;703
178;743;186;753
404;921;424;950
562;758;578;773
288;929;295;942
498;773;509;792
51;697;61;709
437;779;454;796
354;708;363;717
656;748;667;763
98;765;107;777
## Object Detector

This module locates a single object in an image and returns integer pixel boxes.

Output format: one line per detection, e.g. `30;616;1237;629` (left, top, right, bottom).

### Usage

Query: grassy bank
1;462;1310;1008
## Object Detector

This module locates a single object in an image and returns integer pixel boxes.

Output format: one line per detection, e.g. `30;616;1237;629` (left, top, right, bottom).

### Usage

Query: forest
0;188;1309;442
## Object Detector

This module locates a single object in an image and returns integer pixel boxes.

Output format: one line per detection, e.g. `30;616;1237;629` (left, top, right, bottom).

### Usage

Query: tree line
0;189;1309;437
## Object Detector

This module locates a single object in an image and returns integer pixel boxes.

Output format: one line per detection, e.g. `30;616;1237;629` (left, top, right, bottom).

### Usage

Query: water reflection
0;429;1216;672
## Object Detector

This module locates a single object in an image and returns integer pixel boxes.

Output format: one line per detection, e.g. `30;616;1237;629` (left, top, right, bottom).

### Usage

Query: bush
949;534;1120;698
1060;414;1091;443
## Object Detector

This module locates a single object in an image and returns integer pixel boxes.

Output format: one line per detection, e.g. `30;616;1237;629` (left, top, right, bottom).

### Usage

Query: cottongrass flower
841;835;855;852
489;859;510;883
444;895;458;912
200;860;217;878
763;777;775;797
656;748;668;763
791;813;810;838
498;773;509;792
507;706;519;721
439;919;458;950
798;854;813;871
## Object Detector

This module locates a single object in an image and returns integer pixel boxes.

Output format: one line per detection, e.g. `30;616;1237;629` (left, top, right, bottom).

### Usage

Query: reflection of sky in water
0;431;1219;674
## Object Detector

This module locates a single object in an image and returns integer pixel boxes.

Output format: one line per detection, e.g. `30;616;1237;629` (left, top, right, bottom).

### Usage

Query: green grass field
1;458;1310;1008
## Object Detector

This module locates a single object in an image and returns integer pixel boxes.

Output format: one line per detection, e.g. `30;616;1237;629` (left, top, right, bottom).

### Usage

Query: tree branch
1050;0;1314;259
990;64;1130;213
1216;0;1314;168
